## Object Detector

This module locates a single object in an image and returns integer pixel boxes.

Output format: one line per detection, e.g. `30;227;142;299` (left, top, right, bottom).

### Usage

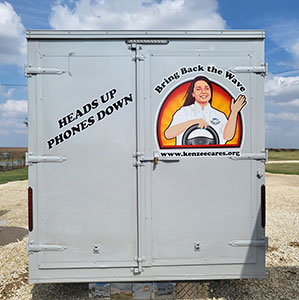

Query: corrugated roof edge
26;30;265;40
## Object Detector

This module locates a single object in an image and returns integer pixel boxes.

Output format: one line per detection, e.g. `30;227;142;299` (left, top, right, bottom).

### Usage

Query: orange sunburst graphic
157;80;242;148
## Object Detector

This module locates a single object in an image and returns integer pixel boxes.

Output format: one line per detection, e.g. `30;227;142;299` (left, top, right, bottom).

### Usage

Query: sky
0;0;299;148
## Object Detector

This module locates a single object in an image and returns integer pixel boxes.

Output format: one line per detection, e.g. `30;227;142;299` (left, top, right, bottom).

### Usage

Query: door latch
133;152;180;167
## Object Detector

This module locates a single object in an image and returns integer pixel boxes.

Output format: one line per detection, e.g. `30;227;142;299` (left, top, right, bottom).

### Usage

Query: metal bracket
26;152;67;165
229;237;268;248
128;43;145;61
133;162;143;167
134;256;145;274
257;169;264;179
229;63;268;76
132;54;145;61
25;65;66;77
127;43;137;51
132;152;143;158
27;241;67;253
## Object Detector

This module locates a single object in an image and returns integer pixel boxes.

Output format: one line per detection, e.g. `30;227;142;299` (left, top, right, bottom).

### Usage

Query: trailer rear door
28;44;138;269
136;44;266;272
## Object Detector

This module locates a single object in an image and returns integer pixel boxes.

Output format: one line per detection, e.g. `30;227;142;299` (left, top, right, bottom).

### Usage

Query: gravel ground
0;174;298;300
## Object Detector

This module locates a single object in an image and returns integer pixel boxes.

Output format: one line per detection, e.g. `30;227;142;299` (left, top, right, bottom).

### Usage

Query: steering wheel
182;124;220;145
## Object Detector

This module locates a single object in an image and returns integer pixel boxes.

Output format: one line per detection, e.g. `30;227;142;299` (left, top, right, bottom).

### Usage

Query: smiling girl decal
157;76;246;148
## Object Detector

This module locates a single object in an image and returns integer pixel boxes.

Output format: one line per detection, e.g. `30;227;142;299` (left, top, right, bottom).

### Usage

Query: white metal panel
31;45;138;269
138;45;265;271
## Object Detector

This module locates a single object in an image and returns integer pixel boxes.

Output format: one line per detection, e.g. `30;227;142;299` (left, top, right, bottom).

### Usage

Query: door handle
140;153;180;165
157;157;181;163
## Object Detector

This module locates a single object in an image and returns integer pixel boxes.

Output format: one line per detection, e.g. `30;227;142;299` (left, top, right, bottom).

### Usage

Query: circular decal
157;76;244;148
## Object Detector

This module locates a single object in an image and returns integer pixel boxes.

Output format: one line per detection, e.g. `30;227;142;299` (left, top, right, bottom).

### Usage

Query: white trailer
26;30;267;283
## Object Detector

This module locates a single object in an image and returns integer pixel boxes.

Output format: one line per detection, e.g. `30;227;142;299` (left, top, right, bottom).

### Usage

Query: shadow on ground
32;283;88;300
0;226;28;246
30;266;299;300
0;209;10;217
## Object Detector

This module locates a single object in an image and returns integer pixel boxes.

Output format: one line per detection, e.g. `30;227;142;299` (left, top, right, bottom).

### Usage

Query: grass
268;149;299;161
0;167;28;185
266;163;299;175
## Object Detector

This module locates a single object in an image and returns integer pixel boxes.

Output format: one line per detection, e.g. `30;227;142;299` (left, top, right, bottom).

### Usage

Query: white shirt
170;102;228;145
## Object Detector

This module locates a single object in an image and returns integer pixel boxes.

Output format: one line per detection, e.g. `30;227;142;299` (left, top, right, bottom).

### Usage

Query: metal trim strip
26;30;265;40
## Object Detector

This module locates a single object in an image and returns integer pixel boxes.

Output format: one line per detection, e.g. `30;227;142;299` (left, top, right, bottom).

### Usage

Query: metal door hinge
26;152;67;165
25;65;66;77
27;241;67;253
230;150;268;162
229;237;268;248
229;63;268;76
